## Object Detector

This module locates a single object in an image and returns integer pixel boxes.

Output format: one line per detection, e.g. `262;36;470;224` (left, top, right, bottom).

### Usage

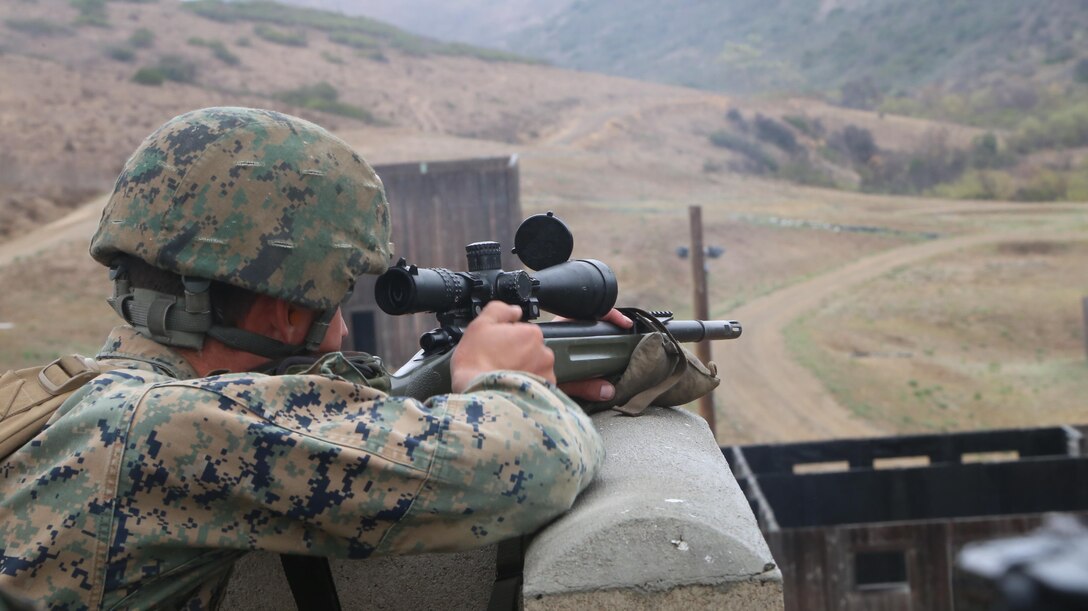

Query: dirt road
0;197;106;268
717;224;1088;444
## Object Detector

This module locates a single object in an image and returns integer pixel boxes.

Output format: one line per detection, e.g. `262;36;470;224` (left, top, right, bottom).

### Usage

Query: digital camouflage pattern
89;107;394;311
0;327;604;609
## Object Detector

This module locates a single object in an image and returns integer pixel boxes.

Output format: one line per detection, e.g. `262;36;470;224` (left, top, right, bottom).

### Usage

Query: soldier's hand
555;308;633;402
450;301;556;393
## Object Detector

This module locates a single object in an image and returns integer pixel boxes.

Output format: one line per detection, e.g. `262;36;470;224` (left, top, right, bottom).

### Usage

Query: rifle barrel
537;319;741;342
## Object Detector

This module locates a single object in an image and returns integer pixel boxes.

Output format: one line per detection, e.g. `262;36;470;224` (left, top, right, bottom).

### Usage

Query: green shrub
1013;170;1067;202
1076;58;1088;84
968;132;1016;169
783;114;825;139
105;45;135;62
254;24;306;47
1011;104;1088;153
839;125;877;165
208;40;240;65
708;130;778;173
69;0;109;27
129;27;154;48
321;51;344;64
133;55;197;86
776;159;837;188
5;18;68;36
1067;162;1088;200
235;37;250;47
275;82;377;123
190;37;240;65
726;108;746;129
358;49;388;63
931;170;1015;200
132;67;165;85
155;55;197;82
328;30;379;50
753;114;798;153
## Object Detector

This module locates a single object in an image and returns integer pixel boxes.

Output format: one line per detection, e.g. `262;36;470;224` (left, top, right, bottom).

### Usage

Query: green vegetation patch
713;104;1085;202
132;67;164;86
274;82;378;124
1011;103;1088;153
128;27;154;48
708;130;778;173
254;24;307;47
69;0;110;27
183;0;538;63
188;37;241;65
132;55;198;86
105;45;136;62
5;18;70;36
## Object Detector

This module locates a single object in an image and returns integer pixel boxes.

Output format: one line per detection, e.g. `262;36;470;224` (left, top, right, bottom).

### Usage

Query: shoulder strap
279;554;342;611
0;355;101;459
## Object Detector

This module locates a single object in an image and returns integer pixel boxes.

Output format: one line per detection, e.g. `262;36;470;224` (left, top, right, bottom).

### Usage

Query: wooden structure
726;426;1088;610
344;156;522;367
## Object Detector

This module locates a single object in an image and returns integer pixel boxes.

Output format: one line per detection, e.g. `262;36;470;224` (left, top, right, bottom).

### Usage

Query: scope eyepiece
375;265;470;315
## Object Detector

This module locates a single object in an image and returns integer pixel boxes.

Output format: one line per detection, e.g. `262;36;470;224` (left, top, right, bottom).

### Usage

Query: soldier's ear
279;301;315;345
236;295;314;345
238;295;290;341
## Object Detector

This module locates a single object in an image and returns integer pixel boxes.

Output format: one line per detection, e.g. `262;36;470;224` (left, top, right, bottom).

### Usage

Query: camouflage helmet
90;106;393;311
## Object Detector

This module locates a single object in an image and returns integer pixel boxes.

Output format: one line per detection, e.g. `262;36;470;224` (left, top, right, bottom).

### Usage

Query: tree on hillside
839;77;882;110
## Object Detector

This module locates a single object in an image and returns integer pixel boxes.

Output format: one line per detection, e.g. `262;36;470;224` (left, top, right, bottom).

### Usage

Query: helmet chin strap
108;262;337;360
205;308;334;359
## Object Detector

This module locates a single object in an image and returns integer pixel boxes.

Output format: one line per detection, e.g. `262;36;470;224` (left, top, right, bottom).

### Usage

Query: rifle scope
375;242;618;322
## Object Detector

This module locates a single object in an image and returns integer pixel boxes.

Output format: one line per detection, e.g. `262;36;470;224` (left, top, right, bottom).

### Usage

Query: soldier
0;107;624;608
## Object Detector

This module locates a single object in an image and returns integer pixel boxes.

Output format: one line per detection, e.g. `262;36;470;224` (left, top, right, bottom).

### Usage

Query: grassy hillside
0;0;545;239
512;0;1088;101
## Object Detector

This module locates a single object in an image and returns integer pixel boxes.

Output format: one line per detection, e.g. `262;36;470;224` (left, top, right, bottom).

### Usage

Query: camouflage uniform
0;326;602;609
0;108;604;608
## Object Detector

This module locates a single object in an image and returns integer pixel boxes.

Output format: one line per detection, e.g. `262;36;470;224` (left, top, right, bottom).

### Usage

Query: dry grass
0;240;116;367
787;239;1088;434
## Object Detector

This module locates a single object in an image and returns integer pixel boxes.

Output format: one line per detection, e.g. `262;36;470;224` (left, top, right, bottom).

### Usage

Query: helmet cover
90;107;393;310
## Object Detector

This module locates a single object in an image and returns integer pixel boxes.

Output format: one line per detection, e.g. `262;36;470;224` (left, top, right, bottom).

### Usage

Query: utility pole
689;206;716;435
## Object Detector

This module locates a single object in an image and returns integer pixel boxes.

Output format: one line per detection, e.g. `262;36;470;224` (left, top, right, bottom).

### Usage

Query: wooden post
689;206;716;437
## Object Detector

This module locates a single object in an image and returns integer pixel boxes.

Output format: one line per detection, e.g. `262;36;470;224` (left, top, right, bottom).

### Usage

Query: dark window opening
351;311;377;355
855;550;909;591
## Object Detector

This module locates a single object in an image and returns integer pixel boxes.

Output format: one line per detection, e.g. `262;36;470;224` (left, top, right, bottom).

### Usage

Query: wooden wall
343;156;522;368
765;513;1081;611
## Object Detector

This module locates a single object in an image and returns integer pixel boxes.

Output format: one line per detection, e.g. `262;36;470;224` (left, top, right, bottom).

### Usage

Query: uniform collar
95;326;200;380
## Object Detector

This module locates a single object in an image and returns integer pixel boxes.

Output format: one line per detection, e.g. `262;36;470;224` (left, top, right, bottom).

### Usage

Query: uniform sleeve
375;371;605;555
117;370;604;560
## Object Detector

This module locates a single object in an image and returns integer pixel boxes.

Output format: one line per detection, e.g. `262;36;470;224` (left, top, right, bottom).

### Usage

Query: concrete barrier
521;407;783;609
223;406;782;609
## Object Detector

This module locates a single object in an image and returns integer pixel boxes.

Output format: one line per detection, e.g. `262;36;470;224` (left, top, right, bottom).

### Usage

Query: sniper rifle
375;212;741;400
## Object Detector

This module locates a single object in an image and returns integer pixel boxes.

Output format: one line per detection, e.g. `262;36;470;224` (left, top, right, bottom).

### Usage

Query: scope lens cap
513;212;574;270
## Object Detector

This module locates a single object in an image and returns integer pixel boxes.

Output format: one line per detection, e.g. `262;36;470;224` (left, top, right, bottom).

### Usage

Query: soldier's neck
177;339;268;377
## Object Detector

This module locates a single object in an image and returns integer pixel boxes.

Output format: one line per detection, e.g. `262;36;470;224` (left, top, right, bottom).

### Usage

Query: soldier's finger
558;378;615;402
601;308;633;329
476;301;523;324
